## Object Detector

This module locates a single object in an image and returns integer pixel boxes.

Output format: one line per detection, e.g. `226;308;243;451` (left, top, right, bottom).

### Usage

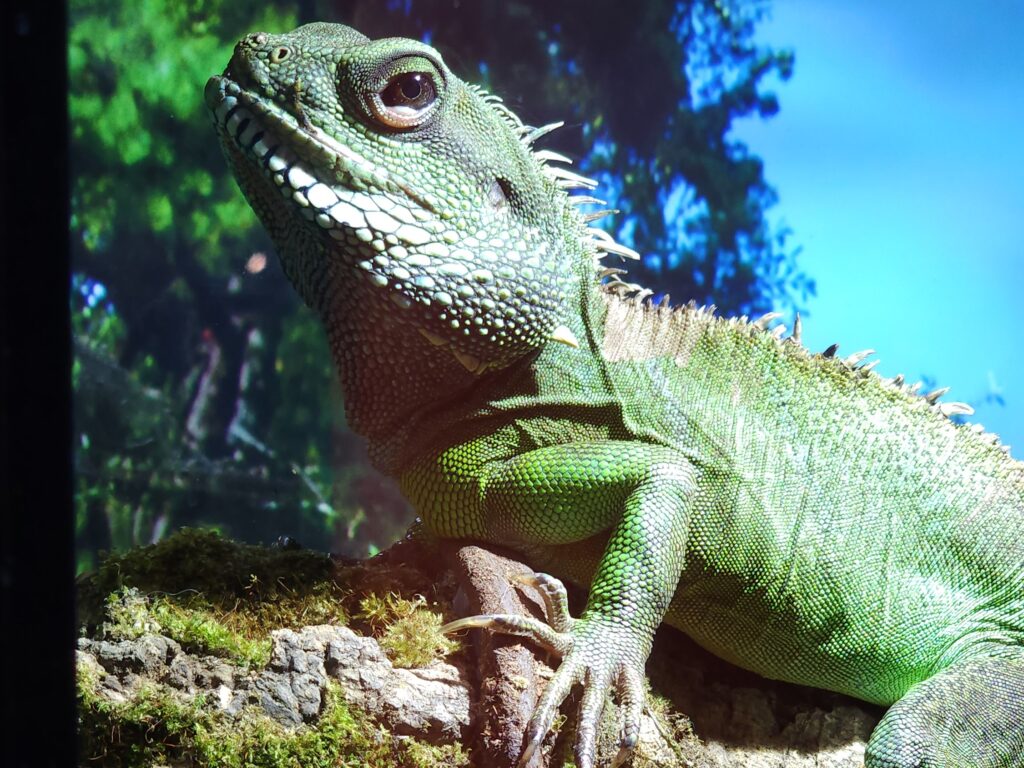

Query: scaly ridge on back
597;286;1011;455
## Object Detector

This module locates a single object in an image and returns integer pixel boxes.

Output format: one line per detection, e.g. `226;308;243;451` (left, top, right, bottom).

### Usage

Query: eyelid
368;83;436;128
366;66;440;129
387;51;446;97
367;89;436;129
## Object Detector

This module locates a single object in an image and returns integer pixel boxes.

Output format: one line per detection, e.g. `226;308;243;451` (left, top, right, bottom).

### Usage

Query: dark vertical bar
0;2;75;766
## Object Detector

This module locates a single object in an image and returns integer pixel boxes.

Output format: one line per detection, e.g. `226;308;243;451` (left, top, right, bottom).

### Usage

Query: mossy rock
76;529;469;767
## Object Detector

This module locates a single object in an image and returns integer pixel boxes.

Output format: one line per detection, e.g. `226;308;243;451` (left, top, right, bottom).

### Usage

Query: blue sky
731;0;1024;455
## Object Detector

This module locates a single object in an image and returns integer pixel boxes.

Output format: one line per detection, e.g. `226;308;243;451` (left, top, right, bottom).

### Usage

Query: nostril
270;46;291;63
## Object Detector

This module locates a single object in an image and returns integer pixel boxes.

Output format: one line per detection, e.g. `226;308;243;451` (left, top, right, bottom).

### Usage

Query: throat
321;297;491;473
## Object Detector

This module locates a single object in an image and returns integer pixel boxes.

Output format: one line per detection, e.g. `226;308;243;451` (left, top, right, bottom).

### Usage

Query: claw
441;613;571;655
612;740;636;768
447;571;656;768
516;728;543;768
512;572;574;633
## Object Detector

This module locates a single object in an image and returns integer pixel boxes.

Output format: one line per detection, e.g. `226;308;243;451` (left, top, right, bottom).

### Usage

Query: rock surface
77;537;881;766
78;623;471;740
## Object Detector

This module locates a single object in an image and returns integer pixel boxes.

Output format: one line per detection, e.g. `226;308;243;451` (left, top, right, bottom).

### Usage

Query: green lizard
206;22;1024;768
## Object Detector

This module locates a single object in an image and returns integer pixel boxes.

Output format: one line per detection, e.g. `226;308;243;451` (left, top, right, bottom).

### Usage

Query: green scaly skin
207;23;1024;768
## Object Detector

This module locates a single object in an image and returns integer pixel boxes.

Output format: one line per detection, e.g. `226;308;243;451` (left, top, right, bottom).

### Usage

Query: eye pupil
400;75;423;100
381;72;434;109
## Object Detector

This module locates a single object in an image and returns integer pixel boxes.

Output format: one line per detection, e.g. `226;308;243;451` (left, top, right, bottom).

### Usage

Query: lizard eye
369;71;437;129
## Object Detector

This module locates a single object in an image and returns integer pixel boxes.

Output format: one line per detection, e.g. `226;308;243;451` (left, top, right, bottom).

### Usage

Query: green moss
103;588;272;668
81;530;352;670
153;601;272;668
401;739;470;767
357;593;458;669
77;669;209;768
78;528;335;630
102;586;163;638
249;577;350;631
78;662;469;768
190;684;396;768
82;530;459;670
78;531;468;765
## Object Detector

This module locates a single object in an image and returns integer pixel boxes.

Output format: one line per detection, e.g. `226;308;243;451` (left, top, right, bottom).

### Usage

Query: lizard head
206;22;589;377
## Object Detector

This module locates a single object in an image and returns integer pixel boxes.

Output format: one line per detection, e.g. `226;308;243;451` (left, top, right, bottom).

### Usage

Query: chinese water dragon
207;22;1024;767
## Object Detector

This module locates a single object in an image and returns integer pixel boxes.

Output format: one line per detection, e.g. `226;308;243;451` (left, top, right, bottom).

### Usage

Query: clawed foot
442;572;646;768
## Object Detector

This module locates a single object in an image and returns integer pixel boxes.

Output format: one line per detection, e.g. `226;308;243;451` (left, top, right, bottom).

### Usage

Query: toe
441;612;572;655
512;571;574;633
518;662;582;767
574;669;611;768
612;666;644;767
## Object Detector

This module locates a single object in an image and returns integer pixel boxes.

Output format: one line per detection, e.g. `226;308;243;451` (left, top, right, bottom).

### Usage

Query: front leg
438;440;695;768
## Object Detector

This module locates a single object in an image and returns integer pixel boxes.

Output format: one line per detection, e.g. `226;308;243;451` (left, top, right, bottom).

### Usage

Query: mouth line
205;75;445;239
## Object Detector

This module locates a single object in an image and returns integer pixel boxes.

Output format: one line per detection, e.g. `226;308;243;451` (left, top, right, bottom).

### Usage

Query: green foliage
266;310;338;469
70;0;369;569
69;0;297;258
72;275;183;571
71;275;127;358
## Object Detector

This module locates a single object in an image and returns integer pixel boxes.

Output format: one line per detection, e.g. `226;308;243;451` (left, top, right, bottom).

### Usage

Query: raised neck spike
752;312;782;330
547;166;599;189
589;229;640;260
533;149;573;165
581;209;619;224
939;401;974;418
522;121;564;146
549;325;580;349
569;196;608;207
845;349;875;367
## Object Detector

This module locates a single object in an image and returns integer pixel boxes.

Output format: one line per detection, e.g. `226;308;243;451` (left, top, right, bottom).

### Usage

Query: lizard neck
343;266;622;475
320;244;609;472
